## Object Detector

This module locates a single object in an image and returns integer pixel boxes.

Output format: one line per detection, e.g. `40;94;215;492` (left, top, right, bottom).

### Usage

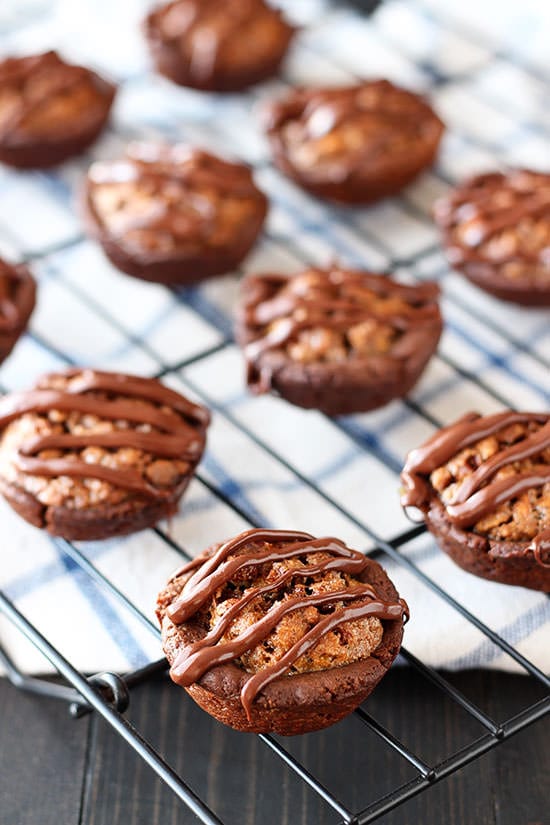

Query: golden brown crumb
204;546;384;674
446;171;550;284
90;178;258;254
269;269;412;363
431;420;550;541
0;372;191;509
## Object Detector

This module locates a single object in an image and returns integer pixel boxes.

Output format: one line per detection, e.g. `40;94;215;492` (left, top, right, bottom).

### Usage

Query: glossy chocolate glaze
145;0;294;88
267;82;432;137
0;369;210;500
241;268;441;393
0;259;35;333
0;51;113;141
401;412;550;563
435;171;550;269
265;81;444;185
86;143;266;253
166;528;408;719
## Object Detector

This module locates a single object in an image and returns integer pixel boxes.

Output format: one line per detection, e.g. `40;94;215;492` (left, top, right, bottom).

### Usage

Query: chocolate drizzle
0;369;210;500
527;529;550;568
401;411;550;565
240;268;441;393
265;81;444;186
145;0;295;88
435;170;550;270
166;528;408;719
87;143;266;248
0;51;114;141
268;81;430;126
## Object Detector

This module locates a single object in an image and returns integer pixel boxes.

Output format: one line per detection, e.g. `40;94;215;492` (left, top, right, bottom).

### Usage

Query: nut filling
0;369;210;531
83;142;268;284
87;144;265;256
435;170;550;305
238;267;442;395
265;81;444;203
158;529;408;720
401;412;550;568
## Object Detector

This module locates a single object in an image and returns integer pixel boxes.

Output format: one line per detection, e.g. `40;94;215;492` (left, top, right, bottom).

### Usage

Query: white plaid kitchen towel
0;0;548;677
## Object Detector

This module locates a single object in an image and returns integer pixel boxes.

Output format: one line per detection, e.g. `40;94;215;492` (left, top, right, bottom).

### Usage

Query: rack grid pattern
0;1;548;823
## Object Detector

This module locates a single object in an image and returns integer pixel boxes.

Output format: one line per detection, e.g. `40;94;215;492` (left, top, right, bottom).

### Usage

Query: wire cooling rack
0;1;549;823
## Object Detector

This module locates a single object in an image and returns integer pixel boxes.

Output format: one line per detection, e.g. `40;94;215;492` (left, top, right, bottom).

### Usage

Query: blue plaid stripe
442;599;550;670
54;547;150;671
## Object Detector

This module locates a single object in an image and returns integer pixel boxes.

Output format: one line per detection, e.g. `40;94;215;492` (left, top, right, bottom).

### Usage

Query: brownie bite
0;369;210;540
264;81;444;204
434;170;550;306
0;51;116;169
0;258;36;365
157;528;408;735
236;266;442;415
401;411;550;591
144;0;295;92
82;143;268;285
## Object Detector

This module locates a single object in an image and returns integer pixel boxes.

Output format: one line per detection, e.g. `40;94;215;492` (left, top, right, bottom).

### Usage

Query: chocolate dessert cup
157;528;408;734
264;81;444;204
0;369;210;540
401;411;550;591
236;266;442;415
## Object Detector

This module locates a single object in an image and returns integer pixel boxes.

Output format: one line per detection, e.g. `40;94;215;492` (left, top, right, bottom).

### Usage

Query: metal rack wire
0;1;548;823
1;446;548;825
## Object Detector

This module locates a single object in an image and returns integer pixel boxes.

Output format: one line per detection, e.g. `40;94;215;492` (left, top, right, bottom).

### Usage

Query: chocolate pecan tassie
434;170;550;306
264;81;444;204
0;51;116;169
0;258;36;365
0;369;210;540
401;411;550;591
236;267;442;415
144;0;295;92
83;143;268;284
157;528;408;734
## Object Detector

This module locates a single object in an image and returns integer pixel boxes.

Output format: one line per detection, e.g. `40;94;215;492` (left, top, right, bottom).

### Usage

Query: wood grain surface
0;669;547;825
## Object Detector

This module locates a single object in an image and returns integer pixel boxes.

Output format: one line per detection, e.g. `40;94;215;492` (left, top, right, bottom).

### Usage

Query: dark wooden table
1;669;547;825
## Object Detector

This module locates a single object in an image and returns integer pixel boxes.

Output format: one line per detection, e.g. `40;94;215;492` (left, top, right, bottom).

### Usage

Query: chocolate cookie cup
0;369;210;540
236;267;442;416
264;81;444;204
82;143;268;285
157;528;408;735
401;411;550;591
144;0;295;92
0;258;36;364
0;51;116;169
434;170;550;306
